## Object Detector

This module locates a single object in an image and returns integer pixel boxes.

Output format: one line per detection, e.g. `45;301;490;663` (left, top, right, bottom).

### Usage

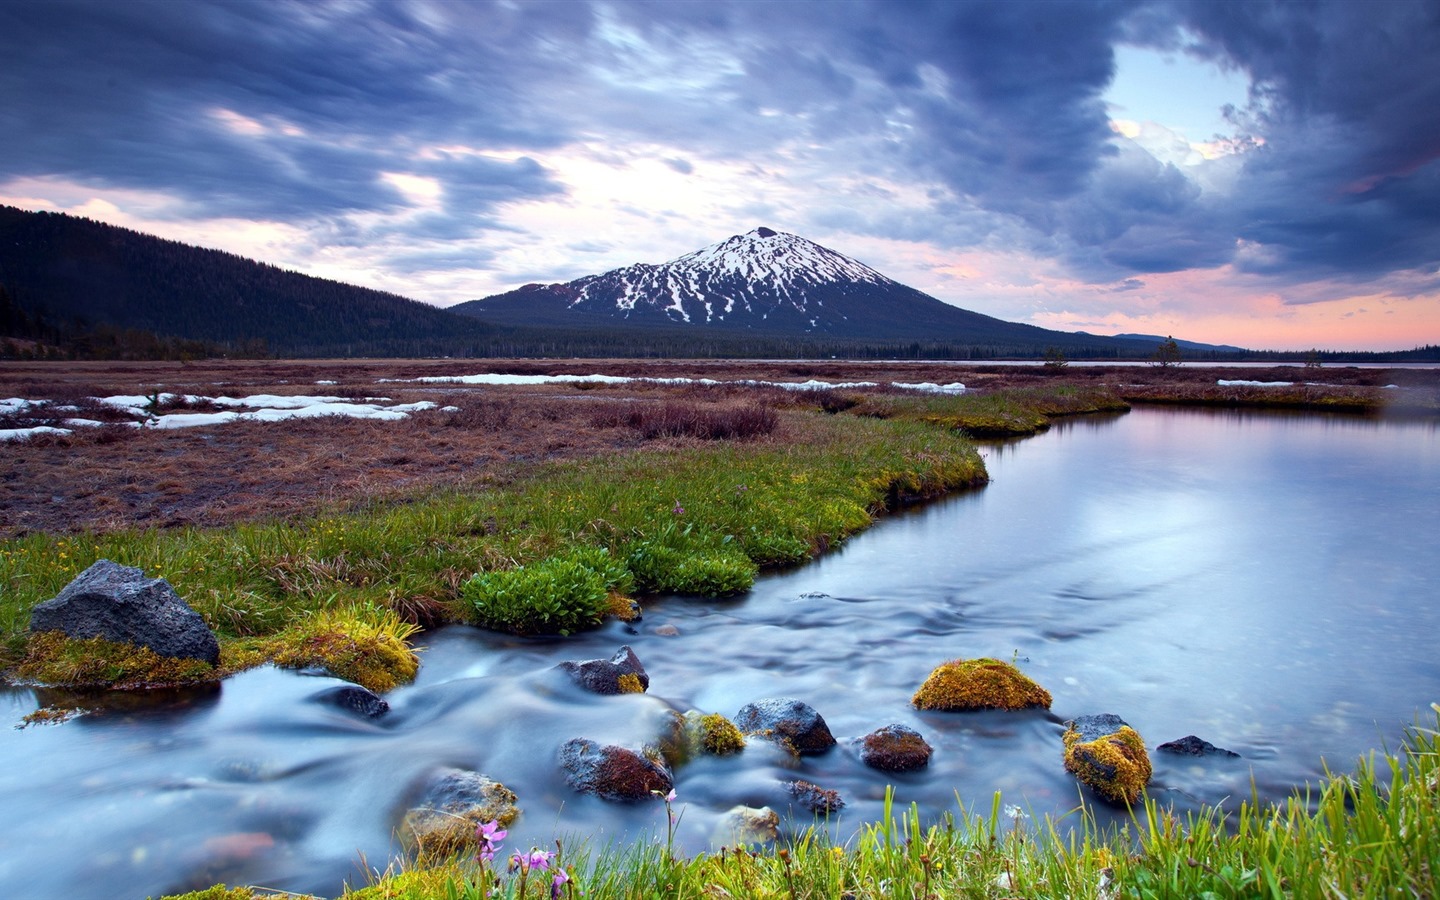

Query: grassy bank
2;404;990;690
161;707;1440;899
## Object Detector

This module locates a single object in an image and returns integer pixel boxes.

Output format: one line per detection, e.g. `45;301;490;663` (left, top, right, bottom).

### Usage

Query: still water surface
2;407;1437;899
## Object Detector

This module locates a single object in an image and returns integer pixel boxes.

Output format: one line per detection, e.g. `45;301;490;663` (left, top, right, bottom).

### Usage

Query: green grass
157;708;1440;899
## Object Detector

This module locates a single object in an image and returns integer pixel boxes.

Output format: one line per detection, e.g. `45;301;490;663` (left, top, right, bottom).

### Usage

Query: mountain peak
659;229;894;293
460;227;997;337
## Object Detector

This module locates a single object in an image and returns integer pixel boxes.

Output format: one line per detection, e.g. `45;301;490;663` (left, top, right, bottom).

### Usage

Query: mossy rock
687;710;745;756
16;630;221;690
155;887;267;900
911;657;1052;711
400;768;520;859
859;724;933;772
264;610;420;693
1062;714;1152;805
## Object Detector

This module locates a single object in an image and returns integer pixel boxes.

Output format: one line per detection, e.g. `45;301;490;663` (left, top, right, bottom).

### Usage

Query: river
2;405;1436;899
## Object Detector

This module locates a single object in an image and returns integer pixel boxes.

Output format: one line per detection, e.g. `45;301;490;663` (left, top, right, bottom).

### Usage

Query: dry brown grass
3;358;1435;539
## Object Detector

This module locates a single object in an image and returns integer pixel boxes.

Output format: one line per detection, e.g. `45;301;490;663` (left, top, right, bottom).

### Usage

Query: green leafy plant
463;550;616;636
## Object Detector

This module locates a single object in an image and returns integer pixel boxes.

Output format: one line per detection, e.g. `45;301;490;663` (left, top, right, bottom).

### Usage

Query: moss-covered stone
400;768;520;860
694;711;745;755
263;610;420;693
911;657;1052;711
156;887;273;898
859;724;933;772
1063;714;1152;805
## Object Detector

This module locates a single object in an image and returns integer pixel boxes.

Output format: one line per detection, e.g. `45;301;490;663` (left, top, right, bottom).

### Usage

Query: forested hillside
0;206;494;358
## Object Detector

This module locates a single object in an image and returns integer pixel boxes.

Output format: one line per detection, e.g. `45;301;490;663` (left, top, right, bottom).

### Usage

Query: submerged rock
1158;735;1240;757
911;657;1051;711
1063;714;1152;805
401;768;519;857
28;559;220;666
311;683;389;719
735;697;836;755
785;779;845;815
712;805;780;846
556;645;650;695
559;738;673;802
859;724;933;772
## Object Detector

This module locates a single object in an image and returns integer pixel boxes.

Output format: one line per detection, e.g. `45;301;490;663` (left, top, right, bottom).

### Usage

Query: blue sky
2;0;1437;351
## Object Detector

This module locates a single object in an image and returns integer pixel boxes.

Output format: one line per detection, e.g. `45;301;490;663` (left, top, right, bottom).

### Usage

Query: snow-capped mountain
452;228;1140;350
570;227;896;327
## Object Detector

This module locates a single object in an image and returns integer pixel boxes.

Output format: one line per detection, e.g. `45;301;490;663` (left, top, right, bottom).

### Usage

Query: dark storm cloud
2;0;1437;295
1174;0;1440;282
0;0;572;224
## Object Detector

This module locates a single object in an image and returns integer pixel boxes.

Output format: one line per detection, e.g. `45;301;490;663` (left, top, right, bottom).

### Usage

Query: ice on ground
1217;379;1293;387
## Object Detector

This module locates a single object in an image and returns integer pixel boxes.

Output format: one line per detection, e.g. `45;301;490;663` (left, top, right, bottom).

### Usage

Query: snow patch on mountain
568;228;896;323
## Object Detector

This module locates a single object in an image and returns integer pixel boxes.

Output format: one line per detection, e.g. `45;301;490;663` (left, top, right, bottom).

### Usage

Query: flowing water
2;406;1437;899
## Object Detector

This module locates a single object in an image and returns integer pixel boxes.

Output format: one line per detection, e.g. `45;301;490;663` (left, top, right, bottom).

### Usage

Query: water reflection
1;407;1435;899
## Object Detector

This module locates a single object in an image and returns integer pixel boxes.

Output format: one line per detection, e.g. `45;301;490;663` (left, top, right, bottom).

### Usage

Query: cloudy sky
3;0;1438;351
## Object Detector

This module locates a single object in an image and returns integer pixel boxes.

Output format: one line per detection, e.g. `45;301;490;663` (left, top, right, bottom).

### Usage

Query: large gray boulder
28;559;220;666
735;697;836;755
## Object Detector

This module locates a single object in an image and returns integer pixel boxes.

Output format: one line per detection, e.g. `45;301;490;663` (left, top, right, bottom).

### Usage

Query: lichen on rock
911;657;1052;711
1062;713;1152;805
734;697;836;755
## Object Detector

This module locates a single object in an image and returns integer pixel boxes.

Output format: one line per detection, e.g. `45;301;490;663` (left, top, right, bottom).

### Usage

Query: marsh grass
158;709;1440;898
854;385;1130;437
588;400;779;440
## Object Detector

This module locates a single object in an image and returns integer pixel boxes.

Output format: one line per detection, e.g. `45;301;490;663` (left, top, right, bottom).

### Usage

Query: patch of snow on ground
1217;380;1293;387
4;393;441;436
1;426;72;441
894;382;967;394
396;373;969;393
398;373;633;386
